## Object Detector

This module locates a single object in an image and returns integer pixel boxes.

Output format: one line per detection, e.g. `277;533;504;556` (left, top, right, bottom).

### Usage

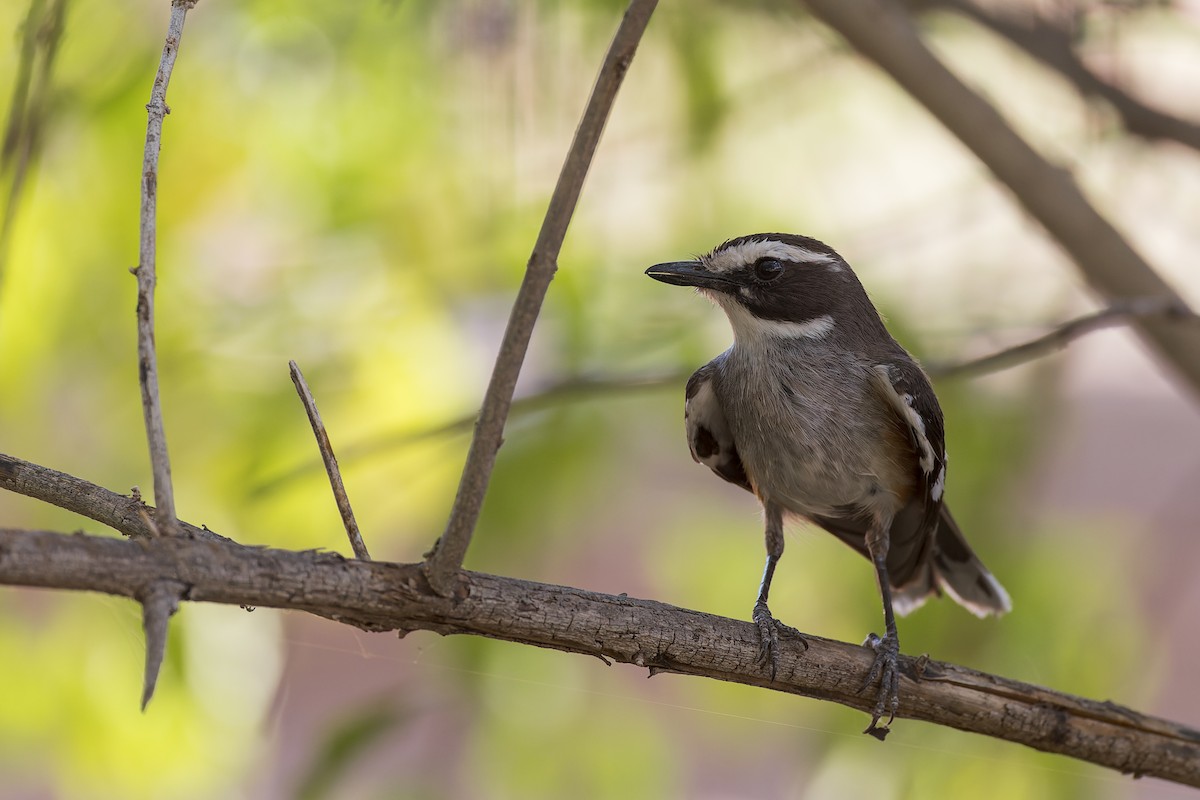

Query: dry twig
133;0;196;538
930;296;1199;379
289;360;370;560
424;0;659;594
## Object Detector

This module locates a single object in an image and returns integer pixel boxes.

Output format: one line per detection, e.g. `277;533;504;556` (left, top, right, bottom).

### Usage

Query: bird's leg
753;501;806;680
860;522;900;740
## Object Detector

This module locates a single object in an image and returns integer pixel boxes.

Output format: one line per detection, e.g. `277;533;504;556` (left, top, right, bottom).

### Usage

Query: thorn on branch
288;361;370;560
140;580;185;711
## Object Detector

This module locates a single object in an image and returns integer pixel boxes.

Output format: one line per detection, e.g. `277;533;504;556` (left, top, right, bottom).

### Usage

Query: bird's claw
752;600;807;680
860;631;900;740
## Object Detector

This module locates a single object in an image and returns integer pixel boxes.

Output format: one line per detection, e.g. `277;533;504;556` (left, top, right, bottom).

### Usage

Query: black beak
645;261;738;293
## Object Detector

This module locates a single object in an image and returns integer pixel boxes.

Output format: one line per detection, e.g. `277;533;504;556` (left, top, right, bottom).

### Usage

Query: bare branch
425;0;659;594
139;579;184;710
908;0;1200;152
930;296;1200;379
1;526;1197;786
0;451;230;543
133;0;196;539
288;360;369;560
799;0;1200;403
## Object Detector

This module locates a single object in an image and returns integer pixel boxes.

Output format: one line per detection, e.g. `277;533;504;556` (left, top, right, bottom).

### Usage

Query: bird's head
645;233;884;346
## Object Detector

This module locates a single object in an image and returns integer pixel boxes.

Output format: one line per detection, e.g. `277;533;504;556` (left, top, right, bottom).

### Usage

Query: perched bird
646;233;1010;736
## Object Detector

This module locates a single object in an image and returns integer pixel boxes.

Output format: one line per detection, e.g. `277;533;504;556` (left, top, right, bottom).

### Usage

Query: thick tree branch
800;0;1200;403
133;0;195;538
908;0;1200;152
425;0;659;594
1;526;1197;786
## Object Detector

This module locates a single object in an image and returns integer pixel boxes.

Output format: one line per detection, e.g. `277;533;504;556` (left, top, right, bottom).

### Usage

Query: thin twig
424;0;659;594
139;579;185;710
253;373;678;494
288;360;370;560
2;526;1198;787
799;0;1200;403
930;297;1199;379
133;0;195;538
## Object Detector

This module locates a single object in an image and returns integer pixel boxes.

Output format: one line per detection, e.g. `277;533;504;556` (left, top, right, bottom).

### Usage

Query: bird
645;232;1010;737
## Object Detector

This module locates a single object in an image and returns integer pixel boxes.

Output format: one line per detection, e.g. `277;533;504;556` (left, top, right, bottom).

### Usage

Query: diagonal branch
425;0;659;593
799;0;1200;403
0;451;230;543
930;296;1200;379
133;0;196;539
1;525;1198;787
289;360;370;560
907;0;1200;152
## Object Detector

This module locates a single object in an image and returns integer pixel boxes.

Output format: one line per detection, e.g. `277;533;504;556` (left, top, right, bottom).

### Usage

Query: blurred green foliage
0;0;1172;798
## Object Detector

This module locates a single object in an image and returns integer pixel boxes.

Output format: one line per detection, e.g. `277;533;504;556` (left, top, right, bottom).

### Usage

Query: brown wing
863;360;948;589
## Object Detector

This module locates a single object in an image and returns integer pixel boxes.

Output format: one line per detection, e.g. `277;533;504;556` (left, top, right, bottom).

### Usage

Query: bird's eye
754;258;784;282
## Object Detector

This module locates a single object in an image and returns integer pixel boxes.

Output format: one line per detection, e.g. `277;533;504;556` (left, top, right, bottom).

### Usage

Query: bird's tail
893;506;1011;618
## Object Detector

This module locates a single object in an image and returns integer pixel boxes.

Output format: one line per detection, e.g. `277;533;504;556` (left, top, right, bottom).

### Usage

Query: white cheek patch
772;314;835;339
721;301;835;343
704;239;837;273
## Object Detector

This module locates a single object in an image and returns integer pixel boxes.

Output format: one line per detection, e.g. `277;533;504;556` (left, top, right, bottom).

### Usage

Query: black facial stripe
731;262;848;324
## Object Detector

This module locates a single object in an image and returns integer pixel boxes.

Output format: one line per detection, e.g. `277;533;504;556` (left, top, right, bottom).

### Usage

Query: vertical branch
134;0;195;537
289;361;370;560
423;0;659;594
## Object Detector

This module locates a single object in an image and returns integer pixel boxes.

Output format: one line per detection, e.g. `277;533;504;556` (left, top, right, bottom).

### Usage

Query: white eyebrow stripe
703;240;838;273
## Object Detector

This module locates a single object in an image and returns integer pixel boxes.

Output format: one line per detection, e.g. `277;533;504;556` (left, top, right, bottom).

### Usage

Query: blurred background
2;0;1199;797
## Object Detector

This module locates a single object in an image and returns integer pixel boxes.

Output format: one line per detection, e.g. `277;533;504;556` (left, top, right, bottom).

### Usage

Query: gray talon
860;632;900;739
753;601;806;680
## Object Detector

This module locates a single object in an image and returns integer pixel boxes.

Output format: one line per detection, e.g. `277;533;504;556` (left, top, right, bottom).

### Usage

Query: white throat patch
718;299;835;345
704;239;839;273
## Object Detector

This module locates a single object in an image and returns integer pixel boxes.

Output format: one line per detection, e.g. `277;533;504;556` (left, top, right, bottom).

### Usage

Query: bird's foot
859;631;900;740
752;600;807;680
